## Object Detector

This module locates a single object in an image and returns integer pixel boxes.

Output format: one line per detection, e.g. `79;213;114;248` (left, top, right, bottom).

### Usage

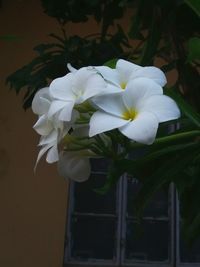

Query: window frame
63;173;200;267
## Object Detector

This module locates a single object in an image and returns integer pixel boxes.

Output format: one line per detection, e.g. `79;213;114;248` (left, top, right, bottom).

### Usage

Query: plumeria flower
57;150;92;182
32;87;72;166
95;59;167;93
89;78;180;145
57;125;92;182
58;124;112;182
48;67;107;122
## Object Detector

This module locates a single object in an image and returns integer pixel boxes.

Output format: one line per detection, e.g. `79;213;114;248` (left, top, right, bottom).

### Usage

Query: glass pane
74;173;116;214
127;177;169;217
90;158;110;172
180;234;200;262
71;216;116;260
125;219;169;262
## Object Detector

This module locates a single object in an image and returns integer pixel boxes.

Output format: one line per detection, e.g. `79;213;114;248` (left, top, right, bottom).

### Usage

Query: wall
0;1;69;267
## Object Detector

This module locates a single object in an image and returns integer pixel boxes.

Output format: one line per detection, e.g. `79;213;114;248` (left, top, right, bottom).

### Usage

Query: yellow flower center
120;82;127;90
122;108;138;120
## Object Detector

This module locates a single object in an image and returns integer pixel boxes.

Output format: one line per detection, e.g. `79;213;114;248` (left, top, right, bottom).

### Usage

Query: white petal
120;112;159;144
105;84;122;94
131;66;167;87
48;100;68;117
89;111;128;137
48;100;74;121
32;87;51;115
34;143;53;171
57;151;91;182
116;59;141;82
33;115;53;135
139;95;181;122
46;145;59;163
72;68;93;95
123;78;163;109
81;73;107;101
92;93;125;117
39;131;58;146
58;101;75;121
67;63;77;72
49;73;74;100
95;66;120;86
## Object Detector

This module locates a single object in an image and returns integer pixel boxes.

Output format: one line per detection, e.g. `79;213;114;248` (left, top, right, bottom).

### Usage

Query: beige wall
0;1;69;267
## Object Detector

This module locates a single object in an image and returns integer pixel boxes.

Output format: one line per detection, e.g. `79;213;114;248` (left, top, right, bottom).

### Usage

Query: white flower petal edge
139;94;181;122
48;100;74;121
49;67;107;121
33;115;53;136
116;59;141;82
130;66;167;87
119;112;159;144
89;111;128;137
32;87;51;115
46;144;59;163
95;66;120;87
49;73;74;100
123;78;163;108
91;92;126;117
57;151;91;182
32;86;73;168
117;59;167;87
95;59;167;91
67;63;77;73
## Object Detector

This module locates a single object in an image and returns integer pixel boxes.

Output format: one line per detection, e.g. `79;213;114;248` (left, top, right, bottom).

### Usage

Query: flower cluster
32;59;180;181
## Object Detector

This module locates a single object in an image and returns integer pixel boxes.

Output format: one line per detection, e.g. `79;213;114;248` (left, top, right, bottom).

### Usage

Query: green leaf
184;0;200;17
128;0;145;40
140;141;198;164
141;8;161;65
103;58;117;68
134;150;198;218
165;88;200;128
187;37;200;62
94;159;126;194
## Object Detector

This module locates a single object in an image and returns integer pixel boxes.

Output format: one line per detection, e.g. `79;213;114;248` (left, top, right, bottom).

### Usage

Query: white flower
57;151;91;182
95;59;167;92
89;78;180;145
32;87;72;166
48;67;107;122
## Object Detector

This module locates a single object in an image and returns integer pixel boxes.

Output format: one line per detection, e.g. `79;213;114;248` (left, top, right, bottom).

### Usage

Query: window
63;158;200;267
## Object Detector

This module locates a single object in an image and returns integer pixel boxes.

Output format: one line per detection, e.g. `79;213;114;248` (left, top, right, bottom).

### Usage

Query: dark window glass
70;216;117;260
125;220;169;262
127;177;169;217
180;232;200;262
90;158;110;172
74;174;116;214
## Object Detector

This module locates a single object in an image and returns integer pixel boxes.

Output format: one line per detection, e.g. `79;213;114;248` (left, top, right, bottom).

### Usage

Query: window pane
125;219;170;262
180;235;200;263
70;216;117;260
127;177;169;217
90;158;110;172
74;173;117;214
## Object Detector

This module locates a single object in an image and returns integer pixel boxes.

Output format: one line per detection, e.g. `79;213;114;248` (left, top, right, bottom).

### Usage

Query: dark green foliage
7;28;130;109
40;0;125;24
